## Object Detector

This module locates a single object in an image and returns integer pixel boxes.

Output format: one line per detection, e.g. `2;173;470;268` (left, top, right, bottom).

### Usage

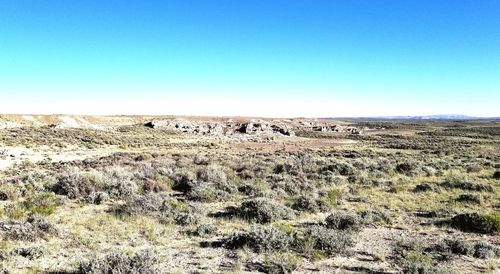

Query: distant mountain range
326;115;500;121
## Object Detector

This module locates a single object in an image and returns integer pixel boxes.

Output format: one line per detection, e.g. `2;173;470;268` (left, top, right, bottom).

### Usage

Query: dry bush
455;193;481;204
0;184;21;201
196;164;236;193
301;226;354;256
115;193;201;225
359;209;392;225
115;193;174;220
101;166;138;199
136;162;173;193
134;161;173;182
402;263;449;274
186;181;230;202
321;160;358;176
395;161;421;176
473;241;500;259
53;168;105;199
171;168;234;202
432;238;472;256
413;183;435;192
247;253;301;274
466;163;482;173
237;178;269;196
190;224;217;237
267;175;313;196
1;216;57;241
174;210;201;226
85;191;109;205
450;213;500;234
170;170;196;192
325;211;362;231
443;170;493;192
277;154;319;175
237;198;295;223
291;195;330;213
78;249;159;274
142;179;170;193
223;225;294;252
53;167;138;200
493;170;500;179
0;171;54;200
393;240;449;274
11;245;45;259
193;154;210;165
196;165;227;184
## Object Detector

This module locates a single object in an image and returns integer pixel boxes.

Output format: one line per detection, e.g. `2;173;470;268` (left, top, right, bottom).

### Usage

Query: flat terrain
0;115;499;273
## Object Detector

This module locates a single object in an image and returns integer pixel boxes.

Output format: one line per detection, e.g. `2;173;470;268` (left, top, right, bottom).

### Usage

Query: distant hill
379;115;478;120
325;115;500;121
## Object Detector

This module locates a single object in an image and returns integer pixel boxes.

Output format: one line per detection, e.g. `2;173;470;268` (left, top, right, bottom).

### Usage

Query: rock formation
144;119;363;137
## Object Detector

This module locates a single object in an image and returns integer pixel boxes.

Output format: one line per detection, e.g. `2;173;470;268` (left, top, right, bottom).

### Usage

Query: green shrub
322;161;357;176
1;204;26;220
22;192;60;216
322;188;342;207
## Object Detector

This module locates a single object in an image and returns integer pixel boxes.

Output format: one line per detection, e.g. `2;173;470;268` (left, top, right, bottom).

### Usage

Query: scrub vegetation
0;116;499;273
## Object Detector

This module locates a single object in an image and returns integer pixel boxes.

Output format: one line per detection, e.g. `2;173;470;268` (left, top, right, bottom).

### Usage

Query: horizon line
1;113;499;120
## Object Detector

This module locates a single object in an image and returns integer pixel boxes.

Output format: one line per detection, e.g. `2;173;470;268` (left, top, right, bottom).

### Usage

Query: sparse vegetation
223;225;295;252
1;216;57;241
236;198;295;223
325;211;362;231
0;117;498;273
301;226;355;256
449;212;500;234
77;250;160;274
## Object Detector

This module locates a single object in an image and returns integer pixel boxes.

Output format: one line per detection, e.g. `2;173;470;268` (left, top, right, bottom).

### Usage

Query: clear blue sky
0;0;499;117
